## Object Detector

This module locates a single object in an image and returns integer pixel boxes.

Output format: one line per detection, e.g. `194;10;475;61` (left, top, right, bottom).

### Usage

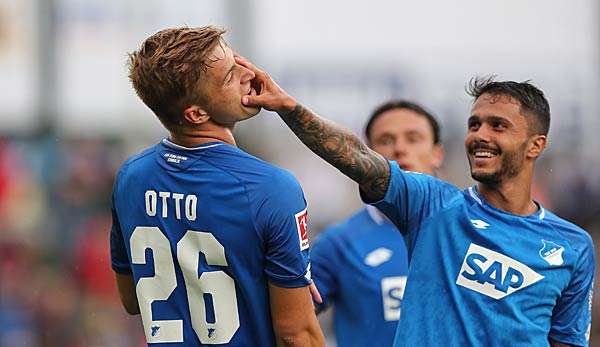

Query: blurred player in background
237;54;595;347
311;100;443;346
110;26;324;346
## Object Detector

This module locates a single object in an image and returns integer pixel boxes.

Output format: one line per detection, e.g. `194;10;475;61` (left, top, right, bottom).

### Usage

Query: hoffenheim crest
539;240;564;266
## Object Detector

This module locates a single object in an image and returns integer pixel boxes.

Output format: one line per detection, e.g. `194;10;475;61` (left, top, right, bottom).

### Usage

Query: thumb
242;94;267;108
309;282;323;304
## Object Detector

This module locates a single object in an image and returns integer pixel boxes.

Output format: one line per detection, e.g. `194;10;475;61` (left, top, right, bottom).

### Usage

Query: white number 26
130;226;240;344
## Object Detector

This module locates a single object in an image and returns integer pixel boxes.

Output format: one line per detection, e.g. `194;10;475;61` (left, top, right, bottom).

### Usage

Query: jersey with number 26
110;140;312;346
368;161;595;347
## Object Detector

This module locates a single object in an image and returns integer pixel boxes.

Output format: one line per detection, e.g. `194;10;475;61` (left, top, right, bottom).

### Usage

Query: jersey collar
468;186;546;220
162;138;225;151
366;205;393;225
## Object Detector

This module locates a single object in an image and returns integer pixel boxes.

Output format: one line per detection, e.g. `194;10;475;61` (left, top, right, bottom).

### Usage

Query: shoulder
247;163;303;200
316;209;372;244
210;146;302;192
114;145;158;185
544;210;594;256
390;161;462;196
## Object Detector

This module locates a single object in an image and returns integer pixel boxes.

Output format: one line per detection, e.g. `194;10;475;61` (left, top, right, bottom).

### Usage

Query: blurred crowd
0;132;599;346
0;136;144;346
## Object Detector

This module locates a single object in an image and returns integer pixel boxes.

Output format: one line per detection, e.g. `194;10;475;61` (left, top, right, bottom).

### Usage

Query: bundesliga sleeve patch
295;208;310;251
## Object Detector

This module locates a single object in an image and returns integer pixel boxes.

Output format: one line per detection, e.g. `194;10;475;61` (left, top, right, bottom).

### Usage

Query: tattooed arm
278;104;390;201
235;55;390;201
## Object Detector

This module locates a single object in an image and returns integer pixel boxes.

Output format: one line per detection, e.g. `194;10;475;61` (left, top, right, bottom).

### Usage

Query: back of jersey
110;140;312;346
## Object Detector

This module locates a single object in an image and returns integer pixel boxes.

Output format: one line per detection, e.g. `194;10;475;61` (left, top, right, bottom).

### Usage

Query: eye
468;119;480;130
406;134;421;144
491;120;506;130
375;135;394;146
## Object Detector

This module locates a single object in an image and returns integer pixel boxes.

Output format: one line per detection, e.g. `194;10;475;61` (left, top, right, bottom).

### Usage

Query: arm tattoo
279;103;390;201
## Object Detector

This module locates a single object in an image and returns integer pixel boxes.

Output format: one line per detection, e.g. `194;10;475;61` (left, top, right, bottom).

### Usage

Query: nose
471;124;492;143
393;138;408;157
240;65;255;83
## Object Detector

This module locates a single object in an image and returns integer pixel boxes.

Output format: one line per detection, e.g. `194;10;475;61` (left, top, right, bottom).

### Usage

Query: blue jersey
110;140;312;346
311;206;408;347
367;161;595;347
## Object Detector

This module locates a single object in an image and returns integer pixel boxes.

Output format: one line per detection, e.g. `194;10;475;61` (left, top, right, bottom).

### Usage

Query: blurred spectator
0;137;143;346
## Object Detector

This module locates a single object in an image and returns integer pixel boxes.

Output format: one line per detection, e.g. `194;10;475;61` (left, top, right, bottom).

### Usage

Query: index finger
234;54;264;76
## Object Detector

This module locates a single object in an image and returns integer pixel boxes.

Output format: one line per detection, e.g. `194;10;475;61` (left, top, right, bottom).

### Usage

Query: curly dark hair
364;100;441;144
466;76;550;135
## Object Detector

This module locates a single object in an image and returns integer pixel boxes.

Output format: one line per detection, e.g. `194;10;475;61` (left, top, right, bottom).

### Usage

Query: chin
241;105;261;118
471;170;502;185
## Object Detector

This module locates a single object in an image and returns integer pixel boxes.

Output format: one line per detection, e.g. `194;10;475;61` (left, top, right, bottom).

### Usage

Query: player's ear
183;105;210;125
432;143;444;169
527;134;547;159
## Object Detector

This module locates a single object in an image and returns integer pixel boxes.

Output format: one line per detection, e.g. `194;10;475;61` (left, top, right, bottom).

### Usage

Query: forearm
115;272;140;315
279;103;390;201
275;322;324;347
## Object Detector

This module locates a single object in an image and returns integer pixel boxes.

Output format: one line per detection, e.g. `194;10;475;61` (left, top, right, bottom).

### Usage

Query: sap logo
365;247;393;267
381;276;406;321
456;244;544;299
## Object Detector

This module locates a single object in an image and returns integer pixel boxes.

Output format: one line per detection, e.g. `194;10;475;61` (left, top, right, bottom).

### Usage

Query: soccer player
110;27;324;346
236;55;595;347
311;100;443;346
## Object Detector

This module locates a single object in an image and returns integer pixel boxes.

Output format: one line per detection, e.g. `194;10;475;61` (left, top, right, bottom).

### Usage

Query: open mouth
246;87;257;97
473;150;498;159
249;78;262;95
469;144;500;166
469;142;500;159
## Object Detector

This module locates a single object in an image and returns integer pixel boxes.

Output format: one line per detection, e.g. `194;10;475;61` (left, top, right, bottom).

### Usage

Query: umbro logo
365;248;393;267
456;243;544;299
470;219;490;229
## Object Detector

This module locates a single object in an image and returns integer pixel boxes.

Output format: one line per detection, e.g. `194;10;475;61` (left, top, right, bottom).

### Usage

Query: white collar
162;138;224;151
366;205;389;225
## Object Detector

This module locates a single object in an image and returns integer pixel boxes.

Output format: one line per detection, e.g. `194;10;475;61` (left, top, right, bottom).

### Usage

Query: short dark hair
466;76;550;135
364;100;441;144
128;26;227;130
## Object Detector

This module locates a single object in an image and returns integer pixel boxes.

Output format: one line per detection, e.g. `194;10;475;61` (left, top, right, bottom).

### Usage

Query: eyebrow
405;129;424;136
468;115;512;125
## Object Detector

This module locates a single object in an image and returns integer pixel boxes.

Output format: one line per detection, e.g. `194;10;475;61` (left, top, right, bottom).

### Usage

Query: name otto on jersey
145;190;198;221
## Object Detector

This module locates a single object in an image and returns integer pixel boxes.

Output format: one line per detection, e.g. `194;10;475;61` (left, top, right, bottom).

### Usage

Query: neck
169;125;236;148
476;169;537;216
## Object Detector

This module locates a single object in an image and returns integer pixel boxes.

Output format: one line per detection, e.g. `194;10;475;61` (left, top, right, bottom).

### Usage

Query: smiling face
198;42;260;126
368;108;443;175
465;93;537;185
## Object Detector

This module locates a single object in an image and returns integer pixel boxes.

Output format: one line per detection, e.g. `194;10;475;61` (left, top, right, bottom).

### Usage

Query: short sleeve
253;171;311;288
549;237;595;347
361;161;460;252
110;191;132;274
310;231;341;310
